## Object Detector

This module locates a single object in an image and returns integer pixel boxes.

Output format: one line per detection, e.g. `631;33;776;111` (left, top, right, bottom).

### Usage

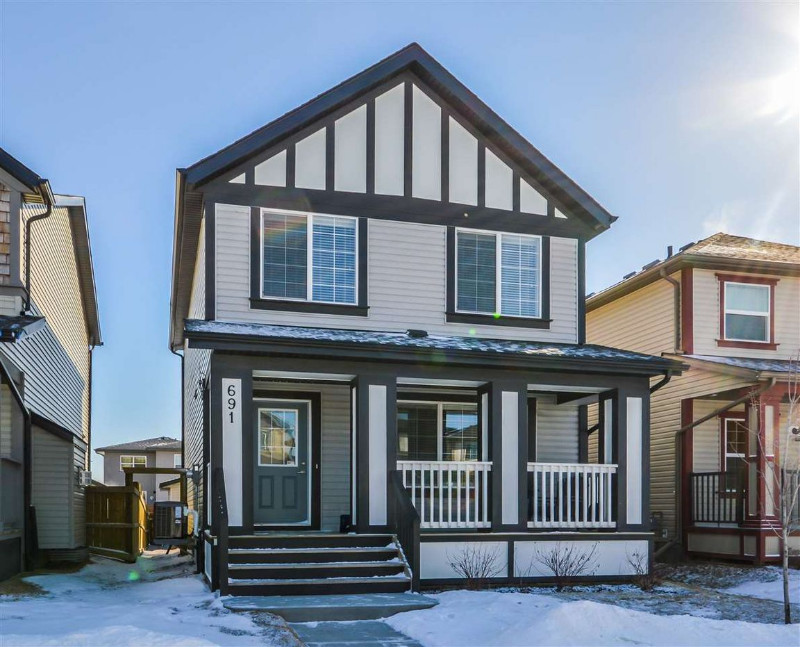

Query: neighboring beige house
587;233;799;563
95;436;182;506
0;147;101;579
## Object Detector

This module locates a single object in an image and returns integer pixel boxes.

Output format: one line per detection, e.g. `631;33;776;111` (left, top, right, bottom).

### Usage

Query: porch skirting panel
418;532;653;586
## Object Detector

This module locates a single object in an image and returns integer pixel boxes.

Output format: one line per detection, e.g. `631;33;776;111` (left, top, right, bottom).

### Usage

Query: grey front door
253;400;311;525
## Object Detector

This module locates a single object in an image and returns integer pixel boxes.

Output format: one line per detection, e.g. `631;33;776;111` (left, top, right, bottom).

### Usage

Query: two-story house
170;44;683;595
0;147;102;580
95;436;182;506
587;233;799;564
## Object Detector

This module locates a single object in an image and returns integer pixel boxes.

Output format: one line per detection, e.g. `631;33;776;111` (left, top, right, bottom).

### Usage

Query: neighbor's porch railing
527;463;617;529
689;471;745;526
397;460;492;529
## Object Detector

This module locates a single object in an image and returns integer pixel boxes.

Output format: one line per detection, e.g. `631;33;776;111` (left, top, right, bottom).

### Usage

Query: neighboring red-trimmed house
587;233;799;563
0;148;102;580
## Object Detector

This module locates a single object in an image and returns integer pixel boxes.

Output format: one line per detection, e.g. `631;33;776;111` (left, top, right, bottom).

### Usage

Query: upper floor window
173;453;181;468
120;455;147;469
718;274;777;348
261;210;357;304
252;208;367;315
455;229;542;318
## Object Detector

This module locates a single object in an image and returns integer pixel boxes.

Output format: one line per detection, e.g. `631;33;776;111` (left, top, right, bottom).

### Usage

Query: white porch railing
528;463;617;529
398;461;492;529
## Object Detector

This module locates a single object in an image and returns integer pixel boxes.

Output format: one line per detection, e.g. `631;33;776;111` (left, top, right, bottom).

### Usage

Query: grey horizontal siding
214;204;578;343
73;443;86;546
254;381;351;531
536;400;579;463
31;427;73;549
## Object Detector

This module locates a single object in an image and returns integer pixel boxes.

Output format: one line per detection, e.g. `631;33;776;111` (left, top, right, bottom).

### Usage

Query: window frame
250;207;368;316
258;407;302;468
446;226;551;329
120;455;147;470
173;453;181;468
716;274;778;350
397;400;482;462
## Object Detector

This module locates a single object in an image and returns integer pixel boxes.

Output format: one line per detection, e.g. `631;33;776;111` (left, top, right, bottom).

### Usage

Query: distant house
587;233;799;564
0;147;102;580
95;436;182;505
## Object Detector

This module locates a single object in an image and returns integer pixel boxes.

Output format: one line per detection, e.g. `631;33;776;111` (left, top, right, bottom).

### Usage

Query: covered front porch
189;320;681;590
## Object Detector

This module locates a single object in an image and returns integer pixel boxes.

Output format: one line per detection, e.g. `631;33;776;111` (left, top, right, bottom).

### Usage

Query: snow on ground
0;550;298;647
719;566;800;602
386;589;800;647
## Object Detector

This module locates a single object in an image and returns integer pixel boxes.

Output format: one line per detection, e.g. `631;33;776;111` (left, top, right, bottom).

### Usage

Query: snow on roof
686;355;798;375
95;436;181;453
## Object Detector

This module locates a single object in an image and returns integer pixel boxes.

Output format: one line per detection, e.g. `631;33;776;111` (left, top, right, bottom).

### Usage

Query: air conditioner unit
79;470;92;487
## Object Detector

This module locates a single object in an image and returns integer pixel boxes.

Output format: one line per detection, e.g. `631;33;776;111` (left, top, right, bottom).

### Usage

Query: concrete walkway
292;621;422;647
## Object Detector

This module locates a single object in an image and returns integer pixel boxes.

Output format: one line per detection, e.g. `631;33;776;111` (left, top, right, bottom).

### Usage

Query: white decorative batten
398;461;492;529
528;463;617;529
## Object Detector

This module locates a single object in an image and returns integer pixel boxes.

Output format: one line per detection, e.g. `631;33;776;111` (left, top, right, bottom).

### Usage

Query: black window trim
250;206;368;316
445;226;551;329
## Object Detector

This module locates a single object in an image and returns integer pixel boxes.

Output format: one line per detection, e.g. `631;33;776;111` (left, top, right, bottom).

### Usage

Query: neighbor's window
723;281;771;343
261;210;357;305
173;453;181;468
258;409;298;466
456;229;541;318
397;402;479;462
120;455;147;469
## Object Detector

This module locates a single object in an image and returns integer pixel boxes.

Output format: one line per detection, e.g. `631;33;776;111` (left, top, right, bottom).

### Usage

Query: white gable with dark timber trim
222;78;557;221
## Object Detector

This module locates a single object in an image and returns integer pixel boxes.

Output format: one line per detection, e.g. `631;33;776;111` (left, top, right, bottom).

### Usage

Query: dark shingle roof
686;355;798;375
185;319;682;374
95;436;181;453
688;233;800;265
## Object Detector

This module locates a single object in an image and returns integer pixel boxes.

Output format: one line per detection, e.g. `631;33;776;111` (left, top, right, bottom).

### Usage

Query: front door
253;400;311;525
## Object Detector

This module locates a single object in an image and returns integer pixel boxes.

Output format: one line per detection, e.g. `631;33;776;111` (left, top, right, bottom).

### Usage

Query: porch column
743;389;782;563
208;361;252;533
352;375;397;533
482;380;528;532
612;383;650;532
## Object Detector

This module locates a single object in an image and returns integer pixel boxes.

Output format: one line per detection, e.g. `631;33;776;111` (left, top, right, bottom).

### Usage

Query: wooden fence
86;485;148;562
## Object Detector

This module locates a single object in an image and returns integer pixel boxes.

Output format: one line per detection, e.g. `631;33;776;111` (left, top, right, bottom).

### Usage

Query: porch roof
185;319;685;376
0;315;45;342
683;354;797;380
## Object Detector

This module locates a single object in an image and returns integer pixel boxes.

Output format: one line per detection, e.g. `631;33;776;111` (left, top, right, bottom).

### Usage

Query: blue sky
1;2;797;477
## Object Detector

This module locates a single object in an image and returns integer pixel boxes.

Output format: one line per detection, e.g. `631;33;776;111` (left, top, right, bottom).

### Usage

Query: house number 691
222;378;241;429
227;384;237;422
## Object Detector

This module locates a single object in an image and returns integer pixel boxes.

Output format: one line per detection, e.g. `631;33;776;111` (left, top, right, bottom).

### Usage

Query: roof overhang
0;315;46;342
186;321;685;378
57;195;102;346
587;254;800;312
665;353;797;383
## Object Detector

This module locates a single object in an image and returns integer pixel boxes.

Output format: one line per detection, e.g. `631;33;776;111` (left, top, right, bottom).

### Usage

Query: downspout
170;347;185;465
23;182;54;314
674;377;777;551
87;344;96;470
659;268;682;354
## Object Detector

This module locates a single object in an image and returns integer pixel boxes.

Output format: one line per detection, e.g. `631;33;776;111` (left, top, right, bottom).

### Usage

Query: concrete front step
222;592;438;622
227;575;411;596
228;533;395;550
228;546;399;564
228;561;406;580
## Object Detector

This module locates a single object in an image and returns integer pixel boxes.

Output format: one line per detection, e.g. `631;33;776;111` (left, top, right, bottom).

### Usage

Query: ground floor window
397;402;479;461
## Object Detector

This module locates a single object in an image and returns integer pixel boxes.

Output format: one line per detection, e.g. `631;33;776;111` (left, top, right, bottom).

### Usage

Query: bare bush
532;542;598;591
447;544;504;589
626;549;659;591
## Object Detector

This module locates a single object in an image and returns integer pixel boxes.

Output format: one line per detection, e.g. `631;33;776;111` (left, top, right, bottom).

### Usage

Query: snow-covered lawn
0;551;297;647
387;588;799;647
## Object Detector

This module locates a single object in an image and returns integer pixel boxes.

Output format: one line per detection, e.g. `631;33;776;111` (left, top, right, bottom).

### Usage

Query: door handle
297;470;307;474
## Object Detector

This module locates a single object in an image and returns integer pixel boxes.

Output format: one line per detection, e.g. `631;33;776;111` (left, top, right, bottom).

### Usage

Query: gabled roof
185;319;684;377
171;43;618;349
587;232;800;311
184;43;615;230
95;436;181;453
0;146;55;203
